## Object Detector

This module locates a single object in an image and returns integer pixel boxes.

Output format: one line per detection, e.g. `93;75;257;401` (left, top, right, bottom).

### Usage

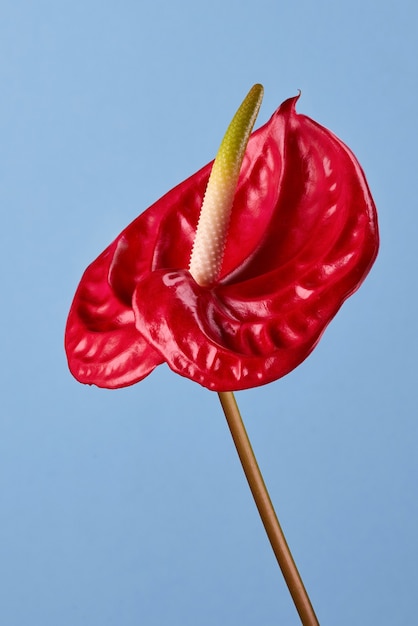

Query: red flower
65;95;379;391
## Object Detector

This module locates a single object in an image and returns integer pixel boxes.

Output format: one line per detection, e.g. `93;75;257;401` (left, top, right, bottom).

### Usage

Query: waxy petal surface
65;96;378;390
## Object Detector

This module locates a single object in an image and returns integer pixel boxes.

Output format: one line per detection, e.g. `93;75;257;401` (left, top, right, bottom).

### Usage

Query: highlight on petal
65;92;379;391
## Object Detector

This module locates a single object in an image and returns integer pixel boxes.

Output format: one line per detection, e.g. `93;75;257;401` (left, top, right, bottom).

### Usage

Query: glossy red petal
65;160;211;387
132;269;316;390
65;242;163;388
65;96;378;390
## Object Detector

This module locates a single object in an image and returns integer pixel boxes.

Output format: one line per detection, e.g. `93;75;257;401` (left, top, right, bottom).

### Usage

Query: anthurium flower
65;87;379;391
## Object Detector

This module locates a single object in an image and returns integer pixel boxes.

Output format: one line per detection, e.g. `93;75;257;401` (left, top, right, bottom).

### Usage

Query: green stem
218;391;319;626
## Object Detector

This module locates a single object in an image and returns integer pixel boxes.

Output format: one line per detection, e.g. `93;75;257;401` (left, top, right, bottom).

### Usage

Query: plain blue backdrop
1;1;417;624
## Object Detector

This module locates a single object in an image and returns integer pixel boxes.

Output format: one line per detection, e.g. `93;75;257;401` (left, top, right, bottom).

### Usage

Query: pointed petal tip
278;92;301;115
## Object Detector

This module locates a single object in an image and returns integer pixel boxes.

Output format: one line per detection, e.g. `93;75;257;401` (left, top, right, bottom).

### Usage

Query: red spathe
65;96;379;391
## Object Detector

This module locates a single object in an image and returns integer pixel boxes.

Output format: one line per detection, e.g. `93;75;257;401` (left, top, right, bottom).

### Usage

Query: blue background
1;1;417;624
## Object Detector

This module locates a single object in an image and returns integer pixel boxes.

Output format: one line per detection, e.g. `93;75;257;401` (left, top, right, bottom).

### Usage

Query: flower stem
218;391;319;626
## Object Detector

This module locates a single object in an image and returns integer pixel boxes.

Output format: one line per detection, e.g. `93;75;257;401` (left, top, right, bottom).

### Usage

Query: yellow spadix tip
189;84;264;286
